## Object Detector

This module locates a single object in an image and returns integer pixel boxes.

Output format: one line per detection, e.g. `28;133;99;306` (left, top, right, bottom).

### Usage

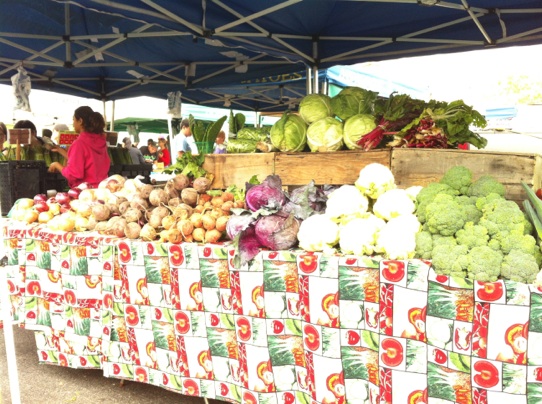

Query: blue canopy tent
1;1;542;112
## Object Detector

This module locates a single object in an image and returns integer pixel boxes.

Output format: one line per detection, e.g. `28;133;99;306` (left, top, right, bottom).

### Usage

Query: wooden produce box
203;153;274;189
274;149;391;186
390;148;542;205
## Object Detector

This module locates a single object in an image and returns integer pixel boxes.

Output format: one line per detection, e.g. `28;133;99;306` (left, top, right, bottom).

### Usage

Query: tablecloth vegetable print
3;225;542;403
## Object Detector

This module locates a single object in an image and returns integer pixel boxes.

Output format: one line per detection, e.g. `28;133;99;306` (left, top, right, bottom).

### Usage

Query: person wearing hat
174;118;199;157
52;123;69;145
139;138;158;163
123;136;146;164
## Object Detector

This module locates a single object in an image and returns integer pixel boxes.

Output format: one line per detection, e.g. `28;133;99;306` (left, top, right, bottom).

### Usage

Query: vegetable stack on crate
0;160;46;216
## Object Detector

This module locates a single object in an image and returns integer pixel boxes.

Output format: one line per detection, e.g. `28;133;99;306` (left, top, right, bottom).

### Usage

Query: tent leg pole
306;67;312;95
1;255;22;404
110;100;115;132
313;66;319;94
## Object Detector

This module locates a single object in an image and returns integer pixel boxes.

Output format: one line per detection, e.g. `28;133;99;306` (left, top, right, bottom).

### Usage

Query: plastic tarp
1;1;541;110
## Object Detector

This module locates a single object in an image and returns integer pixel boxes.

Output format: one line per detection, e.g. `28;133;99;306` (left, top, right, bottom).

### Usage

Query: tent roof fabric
1;1;541;110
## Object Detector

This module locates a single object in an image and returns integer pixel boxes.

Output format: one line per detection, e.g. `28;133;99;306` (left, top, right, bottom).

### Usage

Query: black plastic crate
121;164;152;184
108;164;124;176
44;172;69;193
0;161;46;216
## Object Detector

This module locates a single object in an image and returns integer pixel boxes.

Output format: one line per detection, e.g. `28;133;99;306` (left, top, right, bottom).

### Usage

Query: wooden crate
391;148;542;205
274;149;391;186
203;153;274;189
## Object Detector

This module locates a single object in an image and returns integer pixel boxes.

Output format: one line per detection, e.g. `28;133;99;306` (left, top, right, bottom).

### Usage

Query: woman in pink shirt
48;106;110;188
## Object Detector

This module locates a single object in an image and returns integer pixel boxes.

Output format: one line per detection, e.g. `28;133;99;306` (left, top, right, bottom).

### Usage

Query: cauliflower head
373;188;415;221
375;216;418;259
355;163;396;200
297;214;339;252
325;185;369;221
339;214;386;255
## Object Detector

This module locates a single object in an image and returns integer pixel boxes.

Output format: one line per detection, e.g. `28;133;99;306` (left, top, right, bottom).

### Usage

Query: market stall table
3;222;542;403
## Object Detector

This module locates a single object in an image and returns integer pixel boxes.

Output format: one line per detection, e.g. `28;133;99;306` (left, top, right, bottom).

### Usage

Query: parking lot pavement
0;326;220;404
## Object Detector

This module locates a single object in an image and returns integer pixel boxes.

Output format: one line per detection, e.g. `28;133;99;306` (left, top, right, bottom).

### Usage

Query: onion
78;189;96;203
55;192;70;205
140;224;157;241
57;213;75;232
94;221;108;234
47;202;61;216
34;201;50;213
94;188;112;203
33;194;47;203
125;222;142;239
106;203;120;217
68;188;82;200
87;215;97;231
23;210;39;224
75;215;90;231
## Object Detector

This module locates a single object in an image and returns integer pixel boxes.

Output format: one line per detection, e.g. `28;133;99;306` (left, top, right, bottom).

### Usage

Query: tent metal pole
306;67;312;95
312;66;319;94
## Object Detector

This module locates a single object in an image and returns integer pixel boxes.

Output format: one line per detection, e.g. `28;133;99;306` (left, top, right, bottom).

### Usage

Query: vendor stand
3;217;542;403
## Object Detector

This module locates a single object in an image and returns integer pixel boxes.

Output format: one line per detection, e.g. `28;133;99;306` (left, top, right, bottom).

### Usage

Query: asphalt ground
0;325;222;404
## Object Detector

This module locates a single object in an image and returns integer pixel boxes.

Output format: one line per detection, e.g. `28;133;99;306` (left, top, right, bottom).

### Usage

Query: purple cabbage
226;213;256;240
245;175;285;212
254;214;300;251
281;180;327;220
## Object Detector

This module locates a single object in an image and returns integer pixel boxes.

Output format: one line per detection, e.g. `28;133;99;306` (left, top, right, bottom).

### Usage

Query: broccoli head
466;246;503;282
455;222;489;249
416;183;459;223
497;231;538;256
439;165;473;195
425;194;465;236
432;244;469;278
475;193;505;212
467;175;506;198
457;195;482;224
501;249;540;284
478;198;530;237
415;230;433;259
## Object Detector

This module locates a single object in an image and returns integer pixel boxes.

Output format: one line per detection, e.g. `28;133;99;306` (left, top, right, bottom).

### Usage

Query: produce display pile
267;88;488;153
7;161;542;286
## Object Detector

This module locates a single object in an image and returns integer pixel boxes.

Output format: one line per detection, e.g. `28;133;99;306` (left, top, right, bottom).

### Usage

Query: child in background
214;130;226;154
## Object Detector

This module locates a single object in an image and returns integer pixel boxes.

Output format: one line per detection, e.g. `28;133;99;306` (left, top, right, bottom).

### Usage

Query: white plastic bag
11;66;32;112
167;91;182;118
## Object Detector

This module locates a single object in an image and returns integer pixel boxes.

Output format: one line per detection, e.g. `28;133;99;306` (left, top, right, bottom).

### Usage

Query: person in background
52;123;69;145
174;119;198;157
214;130;226;154
122;136;146;164
41;128;57;147
157;137;171;166
139;138;158;163
13;119;45;148
48;106;110;188
0;121;7;156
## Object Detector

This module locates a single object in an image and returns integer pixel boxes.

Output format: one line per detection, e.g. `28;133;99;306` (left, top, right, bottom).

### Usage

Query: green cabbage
226;138;258;153
343;114;377;150
299;94;333;124
270;111;308;152
237;127;269;142
331;87;378;121
306;117;344;152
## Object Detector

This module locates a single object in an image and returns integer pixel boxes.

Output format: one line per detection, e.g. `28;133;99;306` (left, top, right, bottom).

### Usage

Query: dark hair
14;120;37;133
148;139;156;145
181;119;190;128
0;122;6;143
74;106;105;134
42;129;53;138
0;122;6;136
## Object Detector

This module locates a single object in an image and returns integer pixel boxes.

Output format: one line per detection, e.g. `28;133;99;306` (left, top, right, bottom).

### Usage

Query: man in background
174;119;198;157
139;138;158;162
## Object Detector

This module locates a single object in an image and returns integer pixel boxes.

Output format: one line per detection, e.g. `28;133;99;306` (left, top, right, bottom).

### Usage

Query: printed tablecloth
3;224;542;404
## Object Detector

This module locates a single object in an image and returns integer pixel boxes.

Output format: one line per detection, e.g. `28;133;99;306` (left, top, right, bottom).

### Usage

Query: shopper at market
122;136;146;164
13;119;43;147
174;118;198;157
213;130;226;154
139;138;159;162
157;136;172;166
0;121;7;154
48;106;110;188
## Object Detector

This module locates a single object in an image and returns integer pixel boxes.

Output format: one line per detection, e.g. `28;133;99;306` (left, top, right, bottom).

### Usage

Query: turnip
222;192;234;202
140;224;157;241
177;219;194;238
78;189;96;203
193;177;211;194
162;215;177;230
171;173;190;191
92;204;111;222
138;184;154;199
221;201;234;213
167;228;183;244
198;193;212;205
172;204;193;219
87;215;97;231
147;213;163;229
106;203;120;217
211;196;224;207
164;181;180;199
181;188;198;206
110;217;127;238
119;201;131;215
210;207;224;220
149;188;168;207
215;216;229;232
202;214;216;231
168;197;181;208
190;212;203;228
123;208;142;223
192;227;206;242
152;206;170;220
205;229;222;244
94;221;108;234
125;222;142;239
130;195;149;211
